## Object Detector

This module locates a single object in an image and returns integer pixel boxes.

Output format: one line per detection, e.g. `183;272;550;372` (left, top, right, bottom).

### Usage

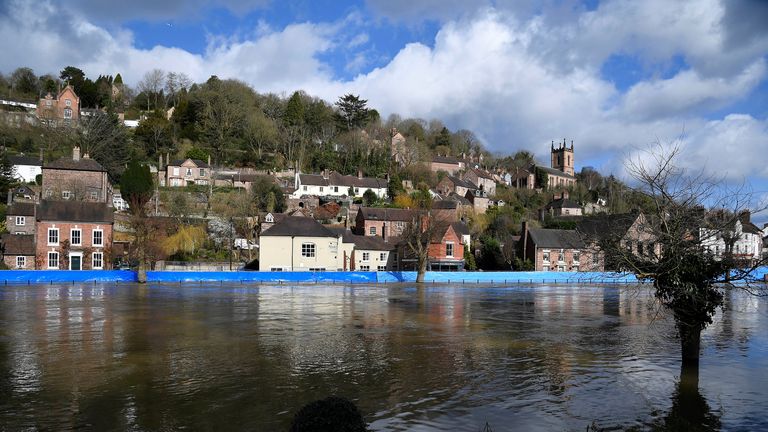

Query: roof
260;215;337;237
445;176;476;190
468;167;495;181
352;234;397;251
7;202;35;216
1;234;35;255
432;156;463;165
451;222;470;236
536;165;576;179
576;212;642;242
447;193;471;205
528;228;586;249
44;156;105;172
432;200;458;210
298;174;328;186
37;200;114;223
544;198;581;210
9;155;42;166
357;207;416;222
329;172;387;189
168;159;210;168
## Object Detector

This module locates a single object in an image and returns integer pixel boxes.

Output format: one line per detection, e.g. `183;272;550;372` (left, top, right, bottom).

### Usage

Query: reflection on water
0;284;766;431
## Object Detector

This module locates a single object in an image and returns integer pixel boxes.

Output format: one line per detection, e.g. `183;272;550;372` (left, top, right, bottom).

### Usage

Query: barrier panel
145;271;380;284
0;270;137;284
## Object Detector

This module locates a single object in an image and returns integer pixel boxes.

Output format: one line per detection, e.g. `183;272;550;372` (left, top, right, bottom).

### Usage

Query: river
0;283;765;431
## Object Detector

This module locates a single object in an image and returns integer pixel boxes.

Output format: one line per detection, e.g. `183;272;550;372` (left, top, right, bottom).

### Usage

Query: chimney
739;210;751;224
207;155;211;166
159;154;163;169
357;169;363;179
72;146;80;161
83;153;90;159
382;222;387;242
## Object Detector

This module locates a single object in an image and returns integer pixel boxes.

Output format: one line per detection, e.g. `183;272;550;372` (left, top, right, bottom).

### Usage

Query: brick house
1;234;36;269
355;207;415;240
36;201;114;270
463;168;497;196
430;156;465;175
42;146;112;204
6;202;36;235
37;85;80;127
521;226;602;272
576;211;660;271
162;158;212;187
426;222;465;270
436;175;476;197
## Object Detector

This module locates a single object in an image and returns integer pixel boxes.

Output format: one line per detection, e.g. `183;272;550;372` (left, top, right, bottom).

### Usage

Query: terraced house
35;201;113;270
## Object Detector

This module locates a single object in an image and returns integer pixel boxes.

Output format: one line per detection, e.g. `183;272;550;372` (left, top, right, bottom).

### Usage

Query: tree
75;112;130;180
362;189;377;206
0;151;17;203
335;94;369;131
584;143;766;372
137;69;166;111
120;161;155;275
401;188;437;283
10;67;38;97
162;225;207;259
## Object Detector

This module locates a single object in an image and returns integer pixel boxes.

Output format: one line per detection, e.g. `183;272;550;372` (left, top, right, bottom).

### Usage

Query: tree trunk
416;254;427;283
679;325;701;368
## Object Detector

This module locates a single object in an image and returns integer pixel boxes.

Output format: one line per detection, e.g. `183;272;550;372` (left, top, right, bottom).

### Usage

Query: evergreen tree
0;152;17;202
120;160;154;216
335;94;369;131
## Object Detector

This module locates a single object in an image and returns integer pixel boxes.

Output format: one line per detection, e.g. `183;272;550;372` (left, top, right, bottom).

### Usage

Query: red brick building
426;223;465;270
35;201;114;270
42;146;111;204
37;85;80;127
520;226;602;272
355;207;415;240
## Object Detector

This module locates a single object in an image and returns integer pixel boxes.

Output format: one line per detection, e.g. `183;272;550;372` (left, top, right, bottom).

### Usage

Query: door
70;254;82;270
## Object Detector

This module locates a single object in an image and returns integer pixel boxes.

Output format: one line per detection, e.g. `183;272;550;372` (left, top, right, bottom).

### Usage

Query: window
265;214;274;223
319;187;324;192
186;168;192;176
64;108;72;119
377;265;387;271
354;187;359;194
558;265;565;272
89;191;98;200
15;216;24;226
362;252;370;262
47;228;59;245
48;252;59;269
379;252;387;261
573;266;579;272
369;226;376;236
542;250;550;262
446;242;454;257
71;229;82;246
62;190;71;199
173;167;180;176
270;267;284;272
543;265;550;271
309;267;325;272
92;229;104;247
333;186;339;193
573;251;580;263
16;256;25;269
92;252;103;269
301;243;315;258
46;100;52;106
45;189;53;198
65;99;72;107
360;265;370;271
592;253;599;265
199;168;206;177
558;249;564;262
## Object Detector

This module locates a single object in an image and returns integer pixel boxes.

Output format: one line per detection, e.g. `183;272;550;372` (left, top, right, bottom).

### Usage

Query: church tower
550;139;574;176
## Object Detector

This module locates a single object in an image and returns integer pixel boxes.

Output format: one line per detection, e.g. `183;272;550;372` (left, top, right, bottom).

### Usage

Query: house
0;234;35;269
510;140;578;190
463;168;497;196
576;211;658;271
699;211;763;265
292;170;388;199
5;202;35;235
398;221;466;271
390;129;408;166
258;215;344;271
521;224;602;271
162;157;211;187
355;207;415;240
112;192;129;211
430;156;465;175
10;184;39;203
539;193;582;220
35;200;114;270
436;175;476;197
431;200;461;222
9;155;42;183
42;146;111;204
328;227;398;271
37;84;80;127
465;189;491;214
451;221;471;251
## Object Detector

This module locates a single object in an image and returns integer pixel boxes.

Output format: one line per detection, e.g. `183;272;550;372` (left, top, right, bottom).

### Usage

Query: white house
9;155;42;183
292;170;388;199
700;217;763;264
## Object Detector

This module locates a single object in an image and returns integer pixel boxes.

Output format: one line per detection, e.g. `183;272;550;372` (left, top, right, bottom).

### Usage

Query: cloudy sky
1;0;767;217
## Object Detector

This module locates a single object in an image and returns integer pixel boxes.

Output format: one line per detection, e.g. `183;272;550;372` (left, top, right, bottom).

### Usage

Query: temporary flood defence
0;270;137;284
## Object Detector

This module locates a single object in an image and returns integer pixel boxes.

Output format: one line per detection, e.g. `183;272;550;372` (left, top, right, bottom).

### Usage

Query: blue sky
1;0;767;223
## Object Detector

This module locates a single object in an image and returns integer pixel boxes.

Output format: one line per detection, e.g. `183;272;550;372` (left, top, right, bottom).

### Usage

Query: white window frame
369;226;376;236
92;229;104;247
301;242;315;258
92;252;103;270
89;191;98;200
362;252;370;262
379;252;387;261
333;186;339;193
199;168;206;177
62;190;71;199
47;228;59;246
303;185;308;191
65;99;72;107
543;265;550;271
16;256;25;269
64;108;72;119
70;228;82;246
173;167;180;176
542;250;550;263
558;249;565;262
377;265;387;271
359;265;370;271
15;216;25;226
446;242;454;257
47;251;59;269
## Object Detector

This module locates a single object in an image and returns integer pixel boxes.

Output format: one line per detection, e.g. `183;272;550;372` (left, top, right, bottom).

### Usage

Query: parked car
234;238;258;250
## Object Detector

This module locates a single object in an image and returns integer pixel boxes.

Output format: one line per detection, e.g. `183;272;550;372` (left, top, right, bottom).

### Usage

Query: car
234;238;258;250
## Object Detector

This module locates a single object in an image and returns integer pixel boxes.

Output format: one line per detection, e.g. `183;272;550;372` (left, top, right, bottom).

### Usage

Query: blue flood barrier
145;271;380;283
0;270;137;284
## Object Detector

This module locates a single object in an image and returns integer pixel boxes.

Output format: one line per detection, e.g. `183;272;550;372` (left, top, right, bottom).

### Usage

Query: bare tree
137;69;165;111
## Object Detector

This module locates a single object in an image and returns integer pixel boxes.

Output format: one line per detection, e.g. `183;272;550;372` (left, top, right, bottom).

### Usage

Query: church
510;139;577;189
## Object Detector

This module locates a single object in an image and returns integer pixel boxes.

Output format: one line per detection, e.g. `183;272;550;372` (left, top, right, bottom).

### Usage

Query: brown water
0;284;766;431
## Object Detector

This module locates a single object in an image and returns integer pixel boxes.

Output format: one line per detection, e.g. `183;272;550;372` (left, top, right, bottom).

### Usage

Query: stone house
258;215;344;271
9;155;42;183
539;193;582;220
6;202;35;235
0;234;36;269
521;225;602;271
465;189;491;214
430;156;465;175
37;85;80;127
42;146;111;204
463;168;496;196
436;175;476;197
355;207;415;240
35;201;114;270
162;158;211;187
576;211;660;271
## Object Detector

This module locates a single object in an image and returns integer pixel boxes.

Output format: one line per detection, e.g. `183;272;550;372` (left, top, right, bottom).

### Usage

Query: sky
1;0;767;222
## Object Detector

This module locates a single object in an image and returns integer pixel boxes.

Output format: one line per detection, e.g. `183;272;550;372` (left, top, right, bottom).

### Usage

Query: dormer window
265;214;274;223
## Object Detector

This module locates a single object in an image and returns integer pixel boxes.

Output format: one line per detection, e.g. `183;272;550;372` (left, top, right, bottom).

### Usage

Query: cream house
259;215;344;271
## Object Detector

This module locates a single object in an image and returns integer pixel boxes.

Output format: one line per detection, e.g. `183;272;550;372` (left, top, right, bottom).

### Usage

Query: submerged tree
120;160;155;278
587;143;766;369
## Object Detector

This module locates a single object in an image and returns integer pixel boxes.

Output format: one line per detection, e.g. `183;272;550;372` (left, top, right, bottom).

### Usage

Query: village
1;81;766;274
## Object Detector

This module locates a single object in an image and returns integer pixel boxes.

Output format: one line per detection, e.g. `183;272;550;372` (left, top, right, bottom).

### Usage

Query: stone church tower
550;139;574;176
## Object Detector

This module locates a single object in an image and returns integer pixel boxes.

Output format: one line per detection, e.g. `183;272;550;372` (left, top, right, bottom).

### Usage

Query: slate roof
7;202;35;216
37;200;114;223
44;156;105;172
527;228;586;249
357;207;416;222
446;175;477;190
260;215;336;237
9;155;42;166
352;234;397;251
451;222;470;236
576;212;641;241
328;172;387;189
298;174;328;186
432;200;458;210
543;198;581;210
1;234;35;255
432;156;463;165
447;193;471;205
536;165;576;179
468;167;495;181
168;159;210;168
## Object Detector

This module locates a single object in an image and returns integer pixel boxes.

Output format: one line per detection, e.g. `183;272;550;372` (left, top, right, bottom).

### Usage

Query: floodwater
0;283;766;431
